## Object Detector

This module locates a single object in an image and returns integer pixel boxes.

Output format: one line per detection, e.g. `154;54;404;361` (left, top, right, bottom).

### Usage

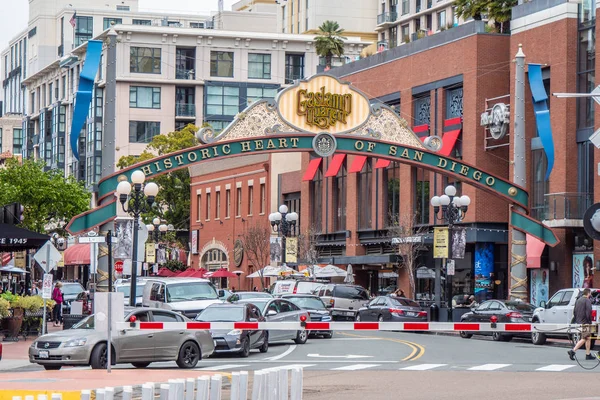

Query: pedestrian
51;282;64;327
568;288;595;360
253;286;258;292
29;282;40;296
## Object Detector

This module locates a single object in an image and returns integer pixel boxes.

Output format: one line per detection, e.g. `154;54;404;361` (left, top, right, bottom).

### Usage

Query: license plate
407;312;417;317
38;350;49;359
344;312;354;316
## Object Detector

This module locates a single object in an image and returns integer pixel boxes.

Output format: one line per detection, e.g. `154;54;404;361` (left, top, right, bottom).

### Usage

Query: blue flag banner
527;64;555;180
70;40;103;161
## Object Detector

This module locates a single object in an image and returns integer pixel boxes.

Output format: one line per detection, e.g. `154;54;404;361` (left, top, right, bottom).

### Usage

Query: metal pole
510;44;527;301
130;203;140;307
447;223;453;322
434;258;441;308
107;229;113;373
44;243;51;332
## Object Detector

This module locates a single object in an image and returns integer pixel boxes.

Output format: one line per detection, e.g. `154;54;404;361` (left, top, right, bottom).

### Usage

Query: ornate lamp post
146;217;168;276
268;204;298;265
430;185;470;321
116;170;159;306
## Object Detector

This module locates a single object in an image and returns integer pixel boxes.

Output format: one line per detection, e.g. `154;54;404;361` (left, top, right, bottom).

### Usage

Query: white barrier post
160;384;170;400
239;371;249;400
290;368;303;400
278;369;288;400
230;372;240;400
80;391;91;400
251;371;264;400
104;387;115;400
96;389;106;400
196;376;210;400
142;384;155;400
268;370;278;400
122;386;133;400
12;396;22;400
26;396;35;400
51;394;62;400
38;395;48;400
209;375;222;400
185;378;195;400
175;379;186;400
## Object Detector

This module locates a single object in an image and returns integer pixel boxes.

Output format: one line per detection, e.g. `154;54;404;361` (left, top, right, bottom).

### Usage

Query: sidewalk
1;323;62;365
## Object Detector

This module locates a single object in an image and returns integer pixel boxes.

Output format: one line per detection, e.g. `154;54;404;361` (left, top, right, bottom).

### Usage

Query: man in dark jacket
568;288;595;360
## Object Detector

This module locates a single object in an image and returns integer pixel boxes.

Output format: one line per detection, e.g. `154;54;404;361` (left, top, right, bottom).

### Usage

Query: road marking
196;364;249;371
260;364;316;372
307;354;373;359
400;364;446;371
536;364;575;372
468;364;511;371
331;364;380;371
329;338;383;341
338;332;425;361
263;345;297;361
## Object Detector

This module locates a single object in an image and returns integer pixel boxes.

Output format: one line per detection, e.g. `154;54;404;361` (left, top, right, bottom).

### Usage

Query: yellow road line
339;332;426;361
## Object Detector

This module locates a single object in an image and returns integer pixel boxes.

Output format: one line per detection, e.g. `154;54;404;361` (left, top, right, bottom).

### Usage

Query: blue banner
70;40;103;160
474;243;494;303
528;64;555;180
530;268;549;307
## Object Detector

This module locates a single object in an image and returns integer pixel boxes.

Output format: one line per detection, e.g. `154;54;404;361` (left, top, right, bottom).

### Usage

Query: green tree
0;158;90;234
454;0;489;21
117;124;199;233
315;20;346;69
488;0;517;33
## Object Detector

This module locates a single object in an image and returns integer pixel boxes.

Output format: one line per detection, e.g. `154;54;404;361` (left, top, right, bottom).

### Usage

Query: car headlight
227;329;243;336
321;315;332;322
64;338;87;347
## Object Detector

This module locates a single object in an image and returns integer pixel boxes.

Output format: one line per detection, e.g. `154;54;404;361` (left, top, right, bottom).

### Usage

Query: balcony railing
176;68;195;80
175;103;196;117
377;40;389;52
377;11;398;25
543;192;592;227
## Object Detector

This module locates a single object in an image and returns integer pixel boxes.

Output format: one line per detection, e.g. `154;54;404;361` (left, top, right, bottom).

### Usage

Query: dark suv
315;284;369;321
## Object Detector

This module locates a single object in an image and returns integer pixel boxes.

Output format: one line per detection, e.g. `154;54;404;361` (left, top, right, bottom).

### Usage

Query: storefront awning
324;154;346;177
64;243;90;266
348;155;368;173
302;158;323;181
439;117;462;157
526;234;546;268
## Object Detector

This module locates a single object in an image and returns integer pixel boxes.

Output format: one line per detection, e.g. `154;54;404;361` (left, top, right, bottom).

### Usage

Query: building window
357;159;372;230
446;86;463;119
210;51;234;77
248;186;254;216
130;47;162;74
311;167;323;229
236;187;242;217
203;120;229;133
116;5;130;11
452;6;459;26
332;162;347;231
260;183;266;214
247;87;278;106
133;19;151;25
531;149;549;221
215;191;221;219
129;121;160;143
103;18;122;30
437;10;446;30
401;25;410;43
413;95;431;126
197;194;202;221
206;192;211;221
225;189;231;218
206;86;240;116
248;54;271;79
577;28;595;129
176;48;196;79
415;168;430;225
578;141;594;201
385;162;401;226
75;16;93;47
190;22;205;28
285;54;305;84
12;128;23;155
129;86;161;109
402;0;409;15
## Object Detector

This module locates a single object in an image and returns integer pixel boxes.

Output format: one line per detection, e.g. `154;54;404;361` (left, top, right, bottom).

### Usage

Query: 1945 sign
0;238;28;245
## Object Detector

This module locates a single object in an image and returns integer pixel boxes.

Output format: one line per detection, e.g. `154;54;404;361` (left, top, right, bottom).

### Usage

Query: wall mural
474;242;494;303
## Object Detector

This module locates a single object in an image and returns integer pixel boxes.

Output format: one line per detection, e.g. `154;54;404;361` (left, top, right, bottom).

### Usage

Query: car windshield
71;314;94;329
166;282;218;302
62;284;84;295
286;297;326;310
196;307;245;322
117;284;146;298
505;302;535;312
239;299;269;312
391;298;420;308
238;292;272;299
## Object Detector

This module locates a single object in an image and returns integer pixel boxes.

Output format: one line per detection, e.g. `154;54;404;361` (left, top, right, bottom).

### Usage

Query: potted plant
1;293;25;341
21;296;53;336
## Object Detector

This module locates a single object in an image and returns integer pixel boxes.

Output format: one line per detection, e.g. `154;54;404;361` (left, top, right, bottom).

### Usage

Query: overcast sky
0;0;238;51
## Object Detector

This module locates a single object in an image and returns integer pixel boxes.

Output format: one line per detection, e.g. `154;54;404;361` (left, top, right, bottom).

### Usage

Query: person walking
29;283;40;296
51;282;64;327
568;288;595;360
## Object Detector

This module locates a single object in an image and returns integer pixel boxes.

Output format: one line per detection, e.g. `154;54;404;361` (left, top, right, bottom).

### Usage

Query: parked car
227;292;274;302
115;279;149;307
29;308;214;370
281;294;333;338
142;278;223;319
356;296;427;322
61;282;85;314
219;289;233;301
531;288;600;346
315;284;370;321
196;303;268;357
236;298;310;344
459;300;535;342
271;280;324;296
0;342;2;361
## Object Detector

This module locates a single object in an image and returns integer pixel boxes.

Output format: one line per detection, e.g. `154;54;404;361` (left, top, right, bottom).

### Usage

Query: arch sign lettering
67;75;558;246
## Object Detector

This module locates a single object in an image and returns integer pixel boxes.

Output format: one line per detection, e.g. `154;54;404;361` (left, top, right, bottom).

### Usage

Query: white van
271;280;323;296
142;278;223;319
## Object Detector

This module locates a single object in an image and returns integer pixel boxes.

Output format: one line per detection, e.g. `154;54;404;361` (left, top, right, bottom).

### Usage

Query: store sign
433;227;449;259
233;239;244;267
296;87;352;129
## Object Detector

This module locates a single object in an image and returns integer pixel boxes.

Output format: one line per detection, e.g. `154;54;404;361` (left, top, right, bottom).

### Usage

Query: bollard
80;391;91;400
290;368;303;400
141;384;155;400
209;375;222;400
196;376;210;400
26;396;35;400
159;384;170;400
230;372;240;400
104;387;115;400
96;389;106;400
122;386;133;400
37;396;48;400
173;379;185;400
268;370;278;400
51;395;62;400
251;371;264;400
278;369;288;400
12;396;22;400
185;378;195;400
239;371;249;400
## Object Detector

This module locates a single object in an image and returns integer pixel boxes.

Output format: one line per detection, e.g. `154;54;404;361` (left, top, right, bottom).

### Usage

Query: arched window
201;248;228;271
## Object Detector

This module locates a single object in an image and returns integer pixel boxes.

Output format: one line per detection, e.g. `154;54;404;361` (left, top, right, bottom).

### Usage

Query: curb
432;331;573;348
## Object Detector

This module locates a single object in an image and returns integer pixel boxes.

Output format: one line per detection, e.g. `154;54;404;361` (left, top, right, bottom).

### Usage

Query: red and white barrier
115;321;576;333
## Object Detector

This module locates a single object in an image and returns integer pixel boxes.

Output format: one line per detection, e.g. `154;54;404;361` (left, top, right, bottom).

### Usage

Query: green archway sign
67;75;558;246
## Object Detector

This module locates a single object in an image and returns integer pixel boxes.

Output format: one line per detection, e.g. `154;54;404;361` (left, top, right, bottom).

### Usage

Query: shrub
0;298;9;318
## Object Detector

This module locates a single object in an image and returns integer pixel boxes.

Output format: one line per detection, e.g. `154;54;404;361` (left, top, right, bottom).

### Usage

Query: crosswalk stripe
536;364;575;372
331;364;380;371
260;364;316;372
400;364;447;371
196;364;249;371
468;364;511;371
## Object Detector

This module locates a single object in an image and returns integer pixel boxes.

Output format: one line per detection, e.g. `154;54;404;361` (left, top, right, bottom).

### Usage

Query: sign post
34;241;61;335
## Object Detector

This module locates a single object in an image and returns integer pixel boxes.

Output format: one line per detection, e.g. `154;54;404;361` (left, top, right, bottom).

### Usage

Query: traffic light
0;203;24;225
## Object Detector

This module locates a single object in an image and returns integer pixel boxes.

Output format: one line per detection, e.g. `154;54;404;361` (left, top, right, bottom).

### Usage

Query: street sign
42;274;53;299
447;260;455;276
33;241;62;273
79;236;106;243
115;260;124;274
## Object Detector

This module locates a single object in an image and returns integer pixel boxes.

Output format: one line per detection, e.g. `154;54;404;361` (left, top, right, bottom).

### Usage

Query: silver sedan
29;308;214;370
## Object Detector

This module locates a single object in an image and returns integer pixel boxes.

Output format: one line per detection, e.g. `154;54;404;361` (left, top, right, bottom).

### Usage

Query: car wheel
176;341;201;369
531;330;547;345
323;331;333;339
240;338;251;358
294;330;308;345
459;331;473;339
132;362;151;368
356;314;361;322
90;343;108;369
43;365;61;371
492;332;504;342
259;334;269;353
378;315;384;323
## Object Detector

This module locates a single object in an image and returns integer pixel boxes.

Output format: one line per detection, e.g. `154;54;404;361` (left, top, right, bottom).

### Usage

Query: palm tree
315;21;347;70
454;0;489;21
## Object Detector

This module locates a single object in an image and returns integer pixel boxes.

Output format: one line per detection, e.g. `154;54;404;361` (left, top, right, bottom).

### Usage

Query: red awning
64;243;90;266
1;253;12;266
413;124;430;137
348;156;368;173
324;154;346;177
374;159;391;169
302;158;323;181
526;234;546;268
439;117;462;157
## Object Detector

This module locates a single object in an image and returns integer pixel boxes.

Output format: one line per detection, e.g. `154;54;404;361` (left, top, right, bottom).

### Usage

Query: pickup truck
531;288;600;345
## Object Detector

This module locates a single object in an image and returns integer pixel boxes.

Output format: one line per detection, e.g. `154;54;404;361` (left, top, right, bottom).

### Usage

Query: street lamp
146;217;168;277
430;185;470;321
232;270;244;291
116;170;159;306
268;204;299;265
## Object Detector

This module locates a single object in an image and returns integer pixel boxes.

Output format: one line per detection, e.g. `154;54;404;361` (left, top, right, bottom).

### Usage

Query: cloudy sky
0;0;238;50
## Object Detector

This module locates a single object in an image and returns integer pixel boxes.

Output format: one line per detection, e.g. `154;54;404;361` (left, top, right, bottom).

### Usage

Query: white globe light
286;212;299;222
439;195;451;206
460;195;471;206
445;185;457;197
591;210;600;232
153;217;161;226
279;204;289;214
452;197;462;207
131;170;146;184
430;196;441;207
144;182;159;197
116;180;132;195
268;213;276;222
146;224;155;232
159;224;168;232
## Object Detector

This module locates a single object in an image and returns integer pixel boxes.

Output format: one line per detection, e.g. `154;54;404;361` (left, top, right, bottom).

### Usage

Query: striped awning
302;158;323;181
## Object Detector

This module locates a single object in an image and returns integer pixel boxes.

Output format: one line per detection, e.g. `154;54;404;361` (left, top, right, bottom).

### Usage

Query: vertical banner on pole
146;243;156;263
433;227;449;259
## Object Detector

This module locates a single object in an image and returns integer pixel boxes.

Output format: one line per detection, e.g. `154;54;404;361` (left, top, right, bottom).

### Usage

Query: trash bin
62;314;85;330
429;303;439;322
